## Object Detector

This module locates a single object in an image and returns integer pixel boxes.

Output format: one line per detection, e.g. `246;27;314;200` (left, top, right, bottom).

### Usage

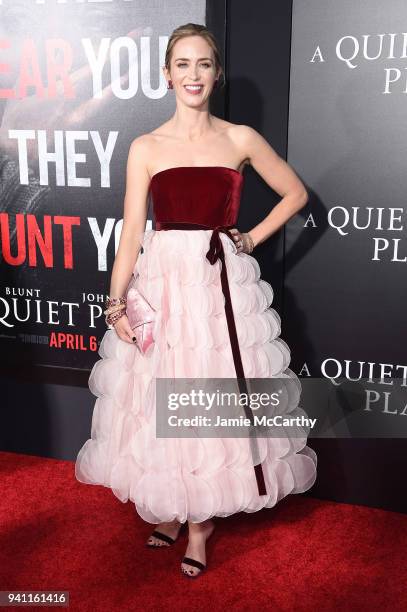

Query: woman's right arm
108;135;151;342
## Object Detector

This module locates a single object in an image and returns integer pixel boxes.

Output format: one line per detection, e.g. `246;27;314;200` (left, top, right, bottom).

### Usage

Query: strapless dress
75;166;317;524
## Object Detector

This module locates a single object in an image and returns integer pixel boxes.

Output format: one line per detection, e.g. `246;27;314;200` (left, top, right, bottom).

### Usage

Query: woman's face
164;35;219;106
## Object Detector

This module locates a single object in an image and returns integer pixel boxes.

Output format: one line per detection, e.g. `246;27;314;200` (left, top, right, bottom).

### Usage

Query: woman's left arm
234;124;309;248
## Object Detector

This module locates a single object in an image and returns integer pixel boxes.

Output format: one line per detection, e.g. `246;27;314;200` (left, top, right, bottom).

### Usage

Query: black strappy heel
180;521;215;577
145;522;185;548
181;556;206;578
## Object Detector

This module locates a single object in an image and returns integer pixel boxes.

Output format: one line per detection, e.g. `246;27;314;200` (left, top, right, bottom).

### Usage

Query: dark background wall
2;0;405;515
226;0;406;514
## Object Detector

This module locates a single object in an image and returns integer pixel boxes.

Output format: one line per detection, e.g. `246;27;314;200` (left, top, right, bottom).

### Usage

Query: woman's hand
112;313;138;345
229;228;255;254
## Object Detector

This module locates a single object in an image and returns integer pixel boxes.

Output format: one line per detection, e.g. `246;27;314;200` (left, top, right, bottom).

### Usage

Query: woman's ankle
188;518;214;534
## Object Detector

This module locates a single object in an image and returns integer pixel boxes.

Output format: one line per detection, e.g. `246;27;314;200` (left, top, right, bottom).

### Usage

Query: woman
75;22;317;578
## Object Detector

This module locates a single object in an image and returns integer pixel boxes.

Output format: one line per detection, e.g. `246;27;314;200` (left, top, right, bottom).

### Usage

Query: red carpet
0;450;406;611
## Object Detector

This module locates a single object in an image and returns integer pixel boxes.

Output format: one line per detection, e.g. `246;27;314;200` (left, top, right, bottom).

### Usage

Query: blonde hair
164;23;225;89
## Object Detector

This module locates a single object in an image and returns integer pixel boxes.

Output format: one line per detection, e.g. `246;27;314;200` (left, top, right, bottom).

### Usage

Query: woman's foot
146;520;183;547
181;519;215;577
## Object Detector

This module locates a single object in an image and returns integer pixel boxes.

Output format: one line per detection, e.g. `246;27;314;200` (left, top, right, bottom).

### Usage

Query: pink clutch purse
125;276;156;354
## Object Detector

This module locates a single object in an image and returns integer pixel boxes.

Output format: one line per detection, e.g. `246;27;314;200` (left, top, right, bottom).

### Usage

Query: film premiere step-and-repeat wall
286;0;407;444
0;0;207;374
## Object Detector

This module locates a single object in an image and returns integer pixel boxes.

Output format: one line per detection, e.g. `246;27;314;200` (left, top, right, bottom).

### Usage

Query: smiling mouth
184;85;204;92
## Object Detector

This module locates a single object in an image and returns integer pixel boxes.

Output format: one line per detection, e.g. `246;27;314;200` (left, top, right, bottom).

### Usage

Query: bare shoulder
127;133;156;176
227;123;270;149
128;133;149;159
225;123;307;202
216;120;274;165
128;122;173;176
209;117;245;137
128;132;155;157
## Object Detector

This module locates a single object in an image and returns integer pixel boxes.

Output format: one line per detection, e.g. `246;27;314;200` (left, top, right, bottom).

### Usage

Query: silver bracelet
242;232;255;254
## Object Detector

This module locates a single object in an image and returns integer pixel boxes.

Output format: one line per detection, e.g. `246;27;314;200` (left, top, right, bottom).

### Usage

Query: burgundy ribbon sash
155;221;267;497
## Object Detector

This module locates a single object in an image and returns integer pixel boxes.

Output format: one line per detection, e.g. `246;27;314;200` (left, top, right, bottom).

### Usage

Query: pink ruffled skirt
75;229;317;523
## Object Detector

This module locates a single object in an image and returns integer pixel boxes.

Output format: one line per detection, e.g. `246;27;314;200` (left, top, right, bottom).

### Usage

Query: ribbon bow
206;225;235;265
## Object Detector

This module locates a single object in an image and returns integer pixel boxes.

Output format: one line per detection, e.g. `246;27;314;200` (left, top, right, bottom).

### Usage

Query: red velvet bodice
150;166;244;226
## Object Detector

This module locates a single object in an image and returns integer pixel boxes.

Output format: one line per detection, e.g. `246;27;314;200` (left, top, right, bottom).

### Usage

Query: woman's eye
176;63;212;68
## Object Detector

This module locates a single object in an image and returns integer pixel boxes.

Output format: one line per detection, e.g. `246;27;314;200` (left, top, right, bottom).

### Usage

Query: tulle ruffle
75;229;317;523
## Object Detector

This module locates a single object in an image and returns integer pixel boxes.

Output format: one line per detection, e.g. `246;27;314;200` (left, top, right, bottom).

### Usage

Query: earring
167;80;173;89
